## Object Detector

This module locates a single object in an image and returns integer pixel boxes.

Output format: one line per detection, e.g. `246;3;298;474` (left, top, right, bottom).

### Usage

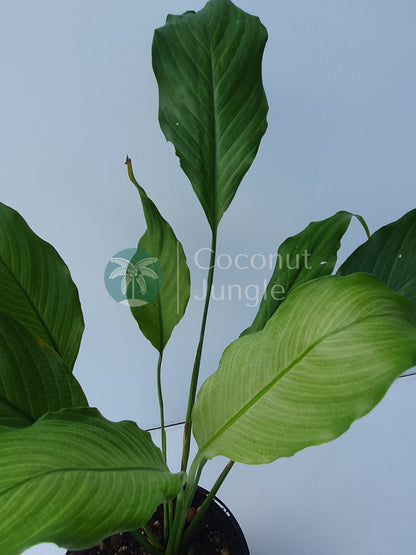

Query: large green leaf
242;211;357;336
193;274;416;464
337;208;416;314
0;202;84;369
0;312;88;428
0;408;185;554
126;158;190;352
152;0;268;231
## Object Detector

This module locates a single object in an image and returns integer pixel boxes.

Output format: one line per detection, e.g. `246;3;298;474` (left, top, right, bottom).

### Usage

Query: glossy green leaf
0;408;185;554
242;211;356;336
126;158;190;352
193;274;416;464
0;312;88;428
337;208;416;314
0;202;84;370
152;0;268;231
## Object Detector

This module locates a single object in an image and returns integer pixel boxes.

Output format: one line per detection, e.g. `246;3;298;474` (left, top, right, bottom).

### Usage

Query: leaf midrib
199;311;395;454
0;397;34;426
0;466;172;497
0;255;61;356
205;17;218;231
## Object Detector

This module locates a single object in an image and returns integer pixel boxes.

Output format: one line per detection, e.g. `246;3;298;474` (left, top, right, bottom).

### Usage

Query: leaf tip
125;156;139;188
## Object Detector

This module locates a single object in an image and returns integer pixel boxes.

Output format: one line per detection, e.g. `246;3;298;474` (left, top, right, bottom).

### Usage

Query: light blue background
1;1;415;553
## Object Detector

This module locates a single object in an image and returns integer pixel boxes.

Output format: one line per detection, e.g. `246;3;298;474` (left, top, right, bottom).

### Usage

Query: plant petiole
181;231;217;472
131;526;163;554
181;460;235;549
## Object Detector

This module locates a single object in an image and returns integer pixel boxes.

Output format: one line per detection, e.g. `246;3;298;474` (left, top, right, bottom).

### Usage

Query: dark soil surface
66;488;248;555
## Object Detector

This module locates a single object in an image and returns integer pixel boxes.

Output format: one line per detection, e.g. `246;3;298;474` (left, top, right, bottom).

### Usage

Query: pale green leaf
0;202;84;369
242;211;356;336
193;274;416;463
338;208;416;314
0;312;88;428
126;158;190;352
152;0;268;230
0;408;185;554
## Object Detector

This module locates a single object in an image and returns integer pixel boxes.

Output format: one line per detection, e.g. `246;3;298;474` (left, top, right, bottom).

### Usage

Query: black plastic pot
189;485;250;554
66;485;250;554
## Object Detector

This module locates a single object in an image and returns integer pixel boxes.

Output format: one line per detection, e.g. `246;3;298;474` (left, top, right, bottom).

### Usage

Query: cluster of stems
132;223;233;554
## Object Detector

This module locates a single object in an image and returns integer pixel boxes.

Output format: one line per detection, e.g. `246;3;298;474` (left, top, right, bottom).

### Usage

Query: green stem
157;351;167;462
166;456;207;555
130;528;163;554
168;500;174;536
157;349;170;542
181;231;217;472
181;460;235;549
163;503;169;545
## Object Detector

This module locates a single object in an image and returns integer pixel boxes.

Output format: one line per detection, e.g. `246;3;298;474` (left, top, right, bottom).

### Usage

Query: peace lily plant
1;0;416;553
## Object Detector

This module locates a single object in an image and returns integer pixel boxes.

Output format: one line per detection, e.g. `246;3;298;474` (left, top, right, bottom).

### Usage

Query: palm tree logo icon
104;248;163;306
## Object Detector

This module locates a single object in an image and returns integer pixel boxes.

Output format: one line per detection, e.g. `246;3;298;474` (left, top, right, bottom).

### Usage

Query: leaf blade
193;274;416;463
242;211;356;336
126;158;190;352
337;208;416;314
152;0;268;230
0;202;84;369
0;408;185;554
0;312;88;428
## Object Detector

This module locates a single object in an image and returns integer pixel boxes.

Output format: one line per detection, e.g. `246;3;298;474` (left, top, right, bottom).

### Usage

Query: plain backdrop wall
1;1;415;553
